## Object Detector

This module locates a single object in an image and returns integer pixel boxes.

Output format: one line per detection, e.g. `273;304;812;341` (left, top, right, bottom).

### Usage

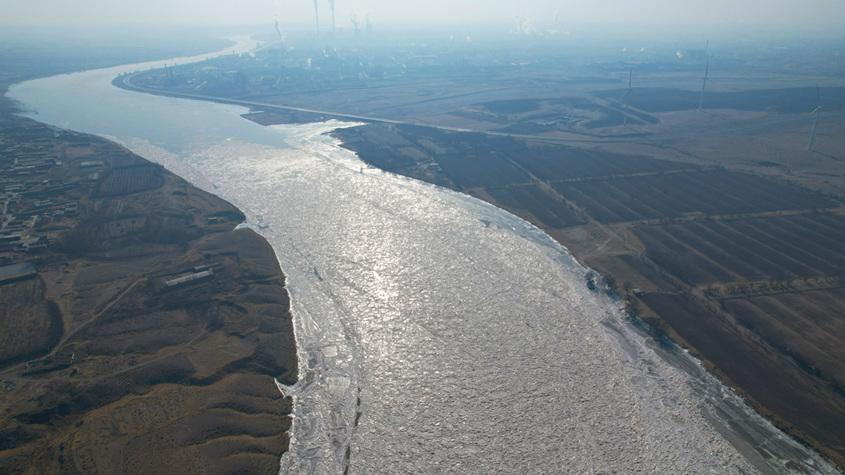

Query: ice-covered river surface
8;40;840;474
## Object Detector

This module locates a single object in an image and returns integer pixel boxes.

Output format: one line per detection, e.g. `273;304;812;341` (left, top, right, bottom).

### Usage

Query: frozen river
8;38;838;474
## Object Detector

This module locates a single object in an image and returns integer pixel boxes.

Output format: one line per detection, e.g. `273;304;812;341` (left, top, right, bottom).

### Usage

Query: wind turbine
698;40;710;111
698;57;710;111
623;69;633;125
807;85;823;152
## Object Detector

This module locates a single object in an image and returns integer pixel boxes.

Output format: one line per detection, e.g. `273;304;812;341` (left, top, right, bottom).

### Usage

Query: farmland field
508;146;691;181
97;164;165;197
480;99;542;114
724;287;845;386
435;149;532;188
0;278;61;366
640;292;845;462
483;184;585;229
633;214;845;284
597;87;845;113
554;170;839;224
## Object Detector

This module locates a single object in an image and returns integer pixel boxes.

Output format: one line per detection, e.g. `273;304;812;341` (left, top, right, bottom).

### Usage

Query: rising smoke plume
273;0;283;41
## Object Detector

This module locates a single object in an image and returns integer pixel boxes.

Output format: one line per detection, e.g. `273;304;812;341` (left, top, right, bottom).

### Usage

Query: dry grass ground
0;108;297;474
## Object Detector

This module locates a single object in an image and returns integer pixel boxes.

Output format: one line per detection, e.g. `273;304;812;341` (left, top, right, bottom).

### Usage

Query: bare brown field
600;87;845;114
479;184;585;228
640;292;845;466
0;278;62;366
633;214;845;285
507;143;692;180
555;170;839;224
723;287;845;389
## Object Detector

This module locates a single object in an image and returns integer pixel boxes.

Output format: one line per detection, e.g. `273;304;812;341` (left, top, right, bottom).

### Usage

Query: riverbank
114;60;845;468
327;121;845;470
26;51;839;472
0;84;298;473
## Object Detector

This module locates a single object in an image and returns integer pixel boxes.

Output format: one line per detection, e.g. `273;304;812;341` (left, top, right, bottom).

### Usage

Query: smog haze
2;0;845;31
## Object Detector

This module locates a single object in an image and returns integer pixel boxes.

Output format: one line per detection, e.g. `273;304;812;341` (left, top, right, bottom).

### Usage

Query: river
7;37;839;474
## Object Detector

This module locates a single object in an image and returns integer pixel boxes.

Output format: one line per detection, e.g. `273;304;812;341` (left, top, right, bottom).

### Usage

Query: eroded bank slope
0;94;297;474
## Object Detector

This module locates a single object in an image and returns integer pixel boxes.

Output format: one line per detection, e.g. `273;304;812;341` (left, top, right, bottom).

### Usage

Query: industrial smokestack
329;0;337;33
312;0;320;35
351;14;361;36
273;0;283;41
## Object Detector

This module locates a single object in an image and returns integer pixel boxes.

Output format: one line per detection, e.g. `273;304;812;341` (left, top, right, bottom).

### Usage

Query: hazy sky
3;0;845;30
